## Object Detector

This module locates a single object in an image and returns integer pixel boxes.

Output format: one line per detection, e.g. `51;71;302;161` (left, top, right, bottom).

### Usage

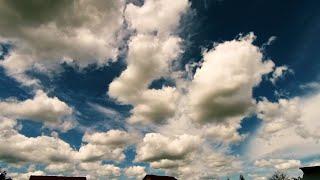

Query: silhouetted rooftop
143;174;177;180
300;166;320;180
29;176;86;180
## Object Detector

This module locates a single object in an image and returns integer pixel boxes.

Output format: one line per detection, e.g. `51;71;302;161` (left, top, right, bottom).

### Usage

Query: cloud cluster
254;159;301;170
0;118;74;165
125;0;189;34
108;35;182;124
136;133;201;162
0;0;125;85
77;129;135;162
11;170;45;180
108;0;189;125
0;119;134;179
108;5;282;176
204;123;246;143
0;90;75;130
0;90;74;131
78;162;121;179
256;98;301;136
189;34;274;124
124;166;147;179
0;0;309;179
135;132;243;179
248;91;320;161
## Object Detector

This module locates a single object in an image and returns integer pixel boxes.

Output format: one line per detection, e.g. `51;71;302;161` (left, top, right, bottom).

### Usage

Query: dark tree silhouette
268;171;290;180
240;174;245;180
0;169;12;180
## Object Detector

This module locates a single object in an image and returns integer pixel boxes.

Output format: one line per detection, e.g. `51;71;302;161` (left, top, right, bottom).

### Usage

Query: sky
0;0;320;179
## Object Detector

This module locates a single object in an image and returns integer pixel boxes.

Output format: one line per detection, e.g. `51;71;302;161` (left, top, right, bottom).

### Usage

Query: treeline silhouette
0;169;12;180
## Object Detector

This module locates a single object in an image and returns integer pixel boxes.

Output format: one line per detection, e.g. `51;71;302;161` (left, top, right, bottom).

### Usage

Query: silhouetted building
143;175;177;180
300;166;320;180
29;176;86;180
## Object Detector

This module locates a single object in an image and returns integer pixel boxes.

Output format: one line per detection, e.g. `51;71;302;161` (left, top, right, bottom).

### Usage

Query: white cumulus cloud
0;90;74;131
0;0;125;85
124;166;147;179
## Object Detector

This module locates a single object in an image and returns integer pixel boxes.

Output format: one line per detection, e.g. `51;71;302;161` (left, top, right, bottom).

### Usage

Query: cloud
254;159;301;170
0;122;133;180
11;170;45;180
125;0;189;34
0;1;300;179
189;33;274;124
0;118;75;165
124;166;147;179
76;144;125;162
134;132;241;178
77;129;135;162
270;66;291;84
204;123;246;143
78;162;121;179
148;33;275;148
107;0;190;126
82;129;135;146
0;90;74;131
0;118;132;178
158;148;242;179
248;174;268;180
108;34;182;125
256;98;301;136
135;133;202;162
127;87;180;124
45;163;75;174
0;0;125;85
300;81;320;90
108;34;181;103
88;102;122;120
247;90;320;160
150;159;181;169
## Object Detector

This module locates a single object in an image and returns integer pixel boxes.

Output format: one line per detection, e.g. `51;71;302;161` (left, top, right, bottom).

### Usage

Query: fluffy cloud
125;0;189;33
124;166;147;179
247;91;320;160
109;34;181;103
136;133;202;162
11;170;45;180
149;33;275;150
107;0;190;125
157;148;242;179
254;159;301;170
0;0;125;85
204;123;246;143
0;118;75;165
45;163;75;174
0;119;131;178
150;159;181;169
256;98;301;136
127;87;180;124
134;132;243;178
78;162;121;179
0;90;74;131
189;34;274;124
108;34;182;124
77;129;134;162
76;144;125;162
